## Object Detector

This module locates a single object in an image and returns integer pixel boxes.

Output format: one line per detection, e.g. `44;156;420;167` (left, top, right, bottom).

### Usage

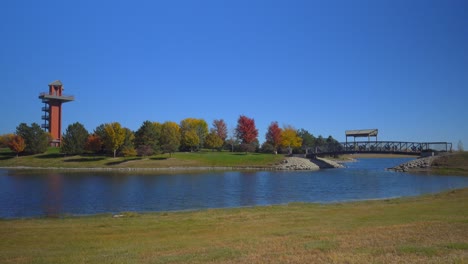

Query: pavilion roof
345;129;378;137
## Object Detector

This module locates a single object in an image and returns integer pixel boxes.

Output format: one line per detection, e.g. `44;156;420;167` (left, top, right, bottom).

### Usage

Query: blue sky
1;0;467;148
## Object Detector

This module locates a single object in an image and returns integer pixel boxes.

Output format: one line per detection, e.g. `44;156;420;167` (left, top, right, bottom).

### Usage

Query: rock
274;157;320;171
387;156;439;172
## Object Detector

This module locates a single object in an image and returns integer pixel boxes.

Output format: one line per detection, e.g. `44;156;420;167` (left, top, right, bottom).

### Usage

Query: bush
136;145;154;156
260;142;275;154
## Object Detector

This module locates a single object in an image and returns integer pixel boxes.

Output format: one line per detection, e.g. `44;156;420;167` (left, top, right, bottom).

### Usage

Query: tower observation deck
38;80;74;147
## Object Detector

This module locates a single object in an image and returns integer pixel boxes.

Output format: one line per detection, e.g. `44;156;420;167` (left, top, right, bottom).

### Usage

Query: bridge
305;141;453;158
305;129;452;158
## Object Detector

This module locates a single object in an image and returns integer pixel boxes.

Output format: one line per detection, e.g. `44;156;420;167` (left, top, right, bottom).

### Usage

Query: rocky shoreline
387;156;439;172
273;157;344;171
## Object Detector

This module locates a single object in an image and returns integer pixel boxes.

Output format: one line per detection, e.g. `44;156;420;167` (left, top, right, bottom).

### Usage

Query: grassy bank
430;152;468;176
1;188;467;263
0;148;284;169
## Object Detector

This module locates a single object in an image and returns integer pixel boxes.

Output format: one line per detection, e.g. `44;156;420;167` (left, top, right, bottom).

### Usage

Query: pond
1;158;468;218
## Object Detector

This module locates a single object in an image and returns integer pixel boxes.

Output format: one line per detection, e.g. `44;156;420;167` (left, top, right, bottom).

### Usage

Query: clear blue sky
1;0;467;148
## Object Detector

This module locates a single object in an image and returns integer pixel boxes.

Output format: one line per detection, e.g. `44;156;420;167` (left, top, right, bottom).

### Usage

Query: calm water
1;158;468;218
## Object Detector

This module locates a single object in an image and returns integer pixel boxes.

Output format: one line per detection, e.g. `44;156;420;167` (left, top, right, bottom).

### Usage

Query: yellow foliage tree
205;131;223;151
280;126;302;154
180;118;208;151
104;122;126;158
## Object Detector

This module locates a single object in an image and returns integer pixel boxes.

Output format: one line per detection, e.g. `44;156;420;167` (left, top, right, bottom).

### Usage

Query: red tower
39;80;75;147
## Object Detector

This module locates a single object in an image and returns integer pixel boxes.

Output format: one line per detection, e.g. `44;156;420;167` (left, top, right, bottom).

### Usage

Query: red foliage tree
265;121;282;154
212;119;228;142
235;115;258;145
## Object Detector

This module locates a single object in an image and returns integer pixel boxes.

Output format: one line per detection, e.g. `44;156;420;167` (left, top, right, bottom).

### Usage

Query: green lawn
1;188;467;263
0;148;284;169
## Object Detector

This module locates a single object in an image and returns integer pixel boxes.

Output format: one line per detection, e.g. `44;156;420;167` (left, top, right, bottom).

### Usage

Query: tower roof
48;80;63;86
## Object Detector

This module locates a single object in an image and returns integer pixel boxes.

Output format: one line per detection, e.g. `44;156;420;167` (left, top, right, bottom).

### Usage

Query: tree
0;134;14;148
16;123;51;154
61;122;89;155
297;129;316;153
7;134;26;157
134;121;160;155
280;125;303;155
458;140;464;152
235;115;258;150
205;131;223;151
265;121;282;154
160;121;181;157
85;134;103;154
180;118;208;151
226;129;238;152
182;130;199;151
212;119;228;142
119;128;136;157
103;122;126;158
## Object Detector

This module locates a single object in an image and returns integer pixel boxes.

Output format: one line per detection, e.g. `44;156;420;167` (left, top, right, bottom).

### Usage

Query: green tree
103;122;126;158
205;131;223;151
134;121;161;155
160;121;181;157
61;122;89;155
297;129;316;152
16;123;51;154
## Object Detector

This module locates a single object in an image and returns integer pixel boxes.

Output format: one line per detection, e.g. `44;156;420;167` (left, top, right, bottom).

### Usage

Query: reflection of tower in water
45;174;63;217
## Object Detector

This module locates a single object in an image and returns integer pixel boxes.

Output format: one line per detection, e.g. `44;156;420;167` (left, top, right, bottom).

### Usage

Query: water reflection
45;174;62;217
1;158;468;218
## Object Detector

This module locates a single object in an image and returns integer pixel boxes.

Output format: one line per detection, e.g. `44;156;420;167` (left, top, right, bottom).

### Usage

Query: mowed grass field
1;189;467;263
0;148;284;169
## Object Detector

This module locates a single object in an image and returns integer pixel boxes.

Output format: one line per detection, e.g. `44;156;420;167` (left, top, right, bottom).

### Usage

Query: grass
430;152;468;176
0;148;284;170
0;188;467;263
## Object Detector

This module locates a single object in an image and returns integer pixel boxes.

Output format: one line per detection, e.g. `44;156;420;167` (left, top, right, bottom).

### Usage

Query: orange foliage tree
8;134;26;157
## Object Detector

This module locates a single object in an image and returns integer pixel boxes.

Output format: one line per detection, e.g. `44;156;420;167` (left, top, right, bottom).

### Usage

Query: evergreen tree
61;122;89;155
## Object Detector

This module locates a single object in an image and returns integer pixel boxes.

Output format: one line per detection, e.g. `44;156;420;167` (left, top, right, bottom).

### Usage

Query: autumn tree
134;121;160;155
235;115;258;152
85;134;103;154
103;122;126;158
180;118;208;151
212;119;228;142
280;125;302;155
160;121;181;157
265;121;282;154
0;134;14;148
16;123;51;154
61;122;89;155
119;128;136;157
205;131;223;151
7;134;26;157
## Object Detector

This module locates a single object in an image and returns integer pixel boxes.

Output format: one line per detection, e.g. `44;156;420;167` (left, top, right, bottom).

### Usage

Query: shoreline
0;157;343;172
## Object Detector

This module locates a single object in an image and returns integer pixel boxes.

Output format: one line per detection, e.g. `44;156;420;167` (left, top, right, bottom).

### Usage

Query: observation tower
38;80;74;146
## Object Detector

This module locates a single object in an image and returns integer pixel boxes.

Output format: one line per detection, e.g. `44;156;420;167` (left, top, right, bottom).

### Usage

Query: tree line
0;115;340;157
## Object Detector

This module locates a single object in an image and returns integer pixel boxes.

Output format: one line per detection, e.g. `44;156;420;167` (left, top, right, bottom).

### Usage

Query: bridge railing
307;141;452;155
